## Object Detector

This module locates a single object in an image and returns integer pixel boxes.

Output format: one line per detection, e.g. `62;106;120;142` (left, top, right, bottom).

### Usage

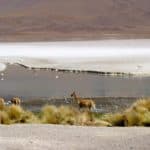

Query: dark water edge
1;64;150;113
22;97;139;113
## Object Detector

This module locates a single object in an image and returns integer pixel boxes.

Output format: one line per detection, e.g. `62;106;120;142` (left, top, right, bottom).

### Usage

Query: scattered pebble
1;73;4;76
55;75;59;79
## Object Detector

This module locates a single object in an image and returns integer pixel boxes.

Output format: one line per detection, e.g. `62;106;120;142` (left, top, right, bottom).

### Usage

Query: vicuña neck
73;93;80;103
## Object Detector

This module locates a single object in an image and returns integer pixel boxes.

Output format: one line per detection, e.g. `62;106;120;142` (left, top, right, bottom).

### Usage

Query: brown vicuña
71;92;96;110
11;97;21;105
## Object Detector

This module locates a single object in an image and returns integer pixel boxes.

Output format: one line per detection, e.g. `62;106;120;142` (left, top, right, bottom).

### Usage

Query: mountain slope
0;0;150;41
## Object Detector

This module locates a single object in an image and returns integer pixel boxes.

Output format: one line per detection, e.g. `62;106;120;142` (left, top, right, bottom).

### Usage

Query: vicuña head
70;91;76;97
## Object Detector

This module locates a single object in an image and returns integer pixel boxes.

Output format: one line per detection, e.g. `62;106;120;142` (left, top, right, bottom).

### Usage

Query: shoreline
22;97;139;113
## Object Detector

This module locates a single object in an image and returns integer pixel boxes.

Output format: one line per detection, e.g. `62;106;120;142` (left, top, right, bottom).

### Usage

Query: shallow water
0;64;150;99
0;64;149;112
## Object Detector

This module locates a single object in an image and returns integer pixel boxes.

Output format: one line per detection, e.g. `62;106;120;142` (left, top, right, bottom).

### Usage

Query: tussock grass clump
57;106;78;125
40;105;100;126
0;98;150;127
40;105;87;125
41;105;59;124
7;105;24;121
19;111;39;124
141;112;150;126
132;99;150;111
0;98;5;110
76;111;92;125
0;105;39;124
0;111;10;124
102;113;124;126
123;99;150;126
123;111;142;126
103;99;150;126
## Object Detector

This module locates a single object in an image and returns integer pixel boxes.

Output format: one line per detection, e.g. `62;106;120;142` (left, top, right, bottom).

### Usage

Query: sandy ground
0;125;150;150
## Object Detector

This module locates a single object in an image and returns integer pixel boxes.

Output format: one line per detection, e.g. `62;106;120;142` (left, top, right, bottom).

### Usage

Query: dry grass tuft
76;111;91;125
40;105;96;126
132;99;150;111
0;105;39;124
19;111;39;124
7;105;24;121
57;106;78;125
41;105;59;124
0;98;5;110
102;113;125;126
0;98;150;127
123;111;141;126
41;105;87;125
103;99;150;126
140;112;150;126
92;120;112;127
0;111;10;124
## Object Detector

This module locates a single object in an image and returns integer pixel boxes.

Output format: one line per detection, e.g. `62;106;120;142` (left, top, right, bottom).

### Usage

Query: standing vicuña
71;92;96;110
11;97;21;105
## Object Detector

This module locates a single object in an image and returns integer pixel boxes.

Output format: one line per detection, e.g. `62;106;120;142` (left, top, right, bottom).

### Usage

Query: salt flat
0;39;150;76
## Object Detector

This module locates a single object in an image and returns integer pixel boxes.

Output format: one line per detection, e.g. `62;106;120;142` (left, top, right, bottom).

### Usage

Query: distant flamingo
70;92;96;111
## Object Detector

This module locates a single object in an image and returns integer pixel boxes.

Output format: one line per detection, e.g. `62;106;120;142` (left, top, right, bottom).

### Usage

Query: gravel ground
0;125;150;150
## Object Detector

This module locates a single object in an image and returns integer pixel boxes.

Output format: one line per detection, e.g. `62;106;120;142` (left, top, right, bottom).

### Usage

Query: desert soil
0;124;150;150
